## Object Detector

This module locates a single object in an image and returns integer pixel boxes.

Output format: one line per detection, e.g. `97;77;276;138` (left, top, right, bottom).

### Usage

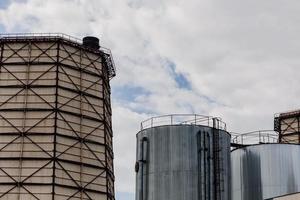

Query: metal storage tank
232;143;300;200
0;33;115;199
135;114;231;200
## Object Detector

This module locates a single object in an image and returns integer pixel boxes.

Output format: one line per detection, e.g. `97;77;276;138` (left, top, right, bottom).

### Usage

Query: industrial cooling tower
135;114;231;200
0;33;115;200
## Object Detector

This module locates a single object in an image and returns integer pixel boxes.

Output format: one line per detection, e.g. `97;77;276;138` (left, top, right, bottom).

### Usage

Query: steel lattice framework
0;34;115;200
274;110;300;143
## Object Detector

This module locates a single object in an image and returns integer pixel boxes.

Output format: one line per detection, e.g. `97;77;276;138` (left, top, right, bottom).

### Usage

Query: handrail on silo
0;33;116;78
230;130;279;147
140;114;227;131
0;33;82;43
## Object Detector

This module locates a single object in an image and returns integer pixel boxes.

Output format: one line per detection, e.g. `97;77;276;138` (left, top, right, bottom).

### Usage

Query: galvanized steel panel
232;144;300;200
136;125;231;200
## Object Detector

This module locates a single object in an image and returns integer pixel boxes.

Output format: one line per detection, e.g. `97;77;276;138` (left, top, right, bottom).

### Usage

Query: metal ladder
198;131;211;200
212;118;224;200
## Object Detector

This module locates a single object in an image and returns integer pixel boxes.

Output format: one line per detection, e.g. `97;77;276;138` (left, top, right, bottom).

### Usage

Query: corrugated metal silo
135;114;231;200
0;33;115;200
232;142;300;199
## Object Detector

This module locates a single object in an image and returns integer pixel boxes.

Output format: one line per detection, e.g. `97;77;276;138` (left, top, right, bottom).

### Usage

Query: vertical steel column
0;41;3;71
79;48;84;200
297;116;300;144
17;41;32;200
52;41;60;200
102;52;115;200
102;54;109;200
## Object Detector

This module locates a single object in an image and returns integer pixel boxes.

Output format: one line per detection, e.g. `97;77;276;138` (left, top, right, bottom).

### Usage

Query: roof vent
82;36;100;50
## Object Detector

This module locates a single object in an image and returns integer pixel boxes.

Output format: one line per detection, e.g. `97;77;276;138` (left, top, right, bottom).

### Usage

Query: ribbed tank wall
231;144;300;200
135;125;231;200
0;36;114;200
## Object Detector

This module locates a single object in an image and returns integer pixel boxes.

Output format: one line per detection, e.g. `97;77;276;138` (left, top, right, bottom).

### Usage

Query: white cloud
112;104;148;193
2;0;300;196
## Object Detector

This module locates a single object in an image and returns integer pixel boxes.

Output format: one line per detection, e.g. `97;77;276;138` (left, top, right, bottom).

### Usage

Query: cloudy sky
1;0;300;199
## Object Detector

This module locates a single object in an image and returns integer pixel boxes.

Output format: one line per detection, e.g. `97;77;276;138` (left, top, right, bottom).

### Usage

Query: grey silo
232;144;300;200
135;115;231;200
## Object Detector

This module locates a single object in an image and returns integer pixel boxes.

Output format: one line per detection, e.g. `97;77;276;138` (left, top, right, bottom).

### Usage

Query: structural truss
0;34;115;200
274;110;300;143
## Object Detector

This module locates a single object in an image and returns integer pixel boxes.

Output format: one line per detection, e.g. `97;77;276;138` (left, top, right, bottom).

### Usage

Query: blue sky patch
0;24;5;33
0;0;10;9
174;72;191;90
116;192;134;200
113;85;150;102
166;60;192;90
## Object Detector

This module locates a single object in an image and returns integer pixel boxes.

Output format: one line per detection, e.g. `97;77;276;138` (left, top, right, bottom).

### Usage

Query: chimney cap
82;36;100;50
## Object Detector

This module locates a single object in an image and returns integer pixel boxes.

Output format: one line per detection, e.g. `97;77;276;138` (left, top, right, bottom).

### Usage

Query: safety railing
0;33;116;78
0;33;82;43
140;114;227;131
231;130;279;146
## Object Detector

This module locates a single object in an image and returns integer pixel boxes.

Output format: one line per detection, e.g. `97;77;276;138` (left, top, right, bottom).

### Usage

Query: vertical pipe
197;131;202;199
297;117;300;144
207;131;211;200
203;132;212;200
212;118;219;200
139;137;148;200
205;131;208;199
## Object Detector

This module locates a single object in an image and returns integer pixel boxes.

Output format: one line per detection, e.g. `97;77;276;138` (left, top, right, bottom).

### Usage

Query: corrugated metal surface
232;144;300;200
0;35;114;200
136;125;231;200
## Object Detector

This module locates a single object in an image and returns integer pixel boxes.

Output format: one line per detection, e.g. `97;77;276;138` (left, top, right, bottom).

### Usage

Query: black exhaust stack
83;36;100;50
